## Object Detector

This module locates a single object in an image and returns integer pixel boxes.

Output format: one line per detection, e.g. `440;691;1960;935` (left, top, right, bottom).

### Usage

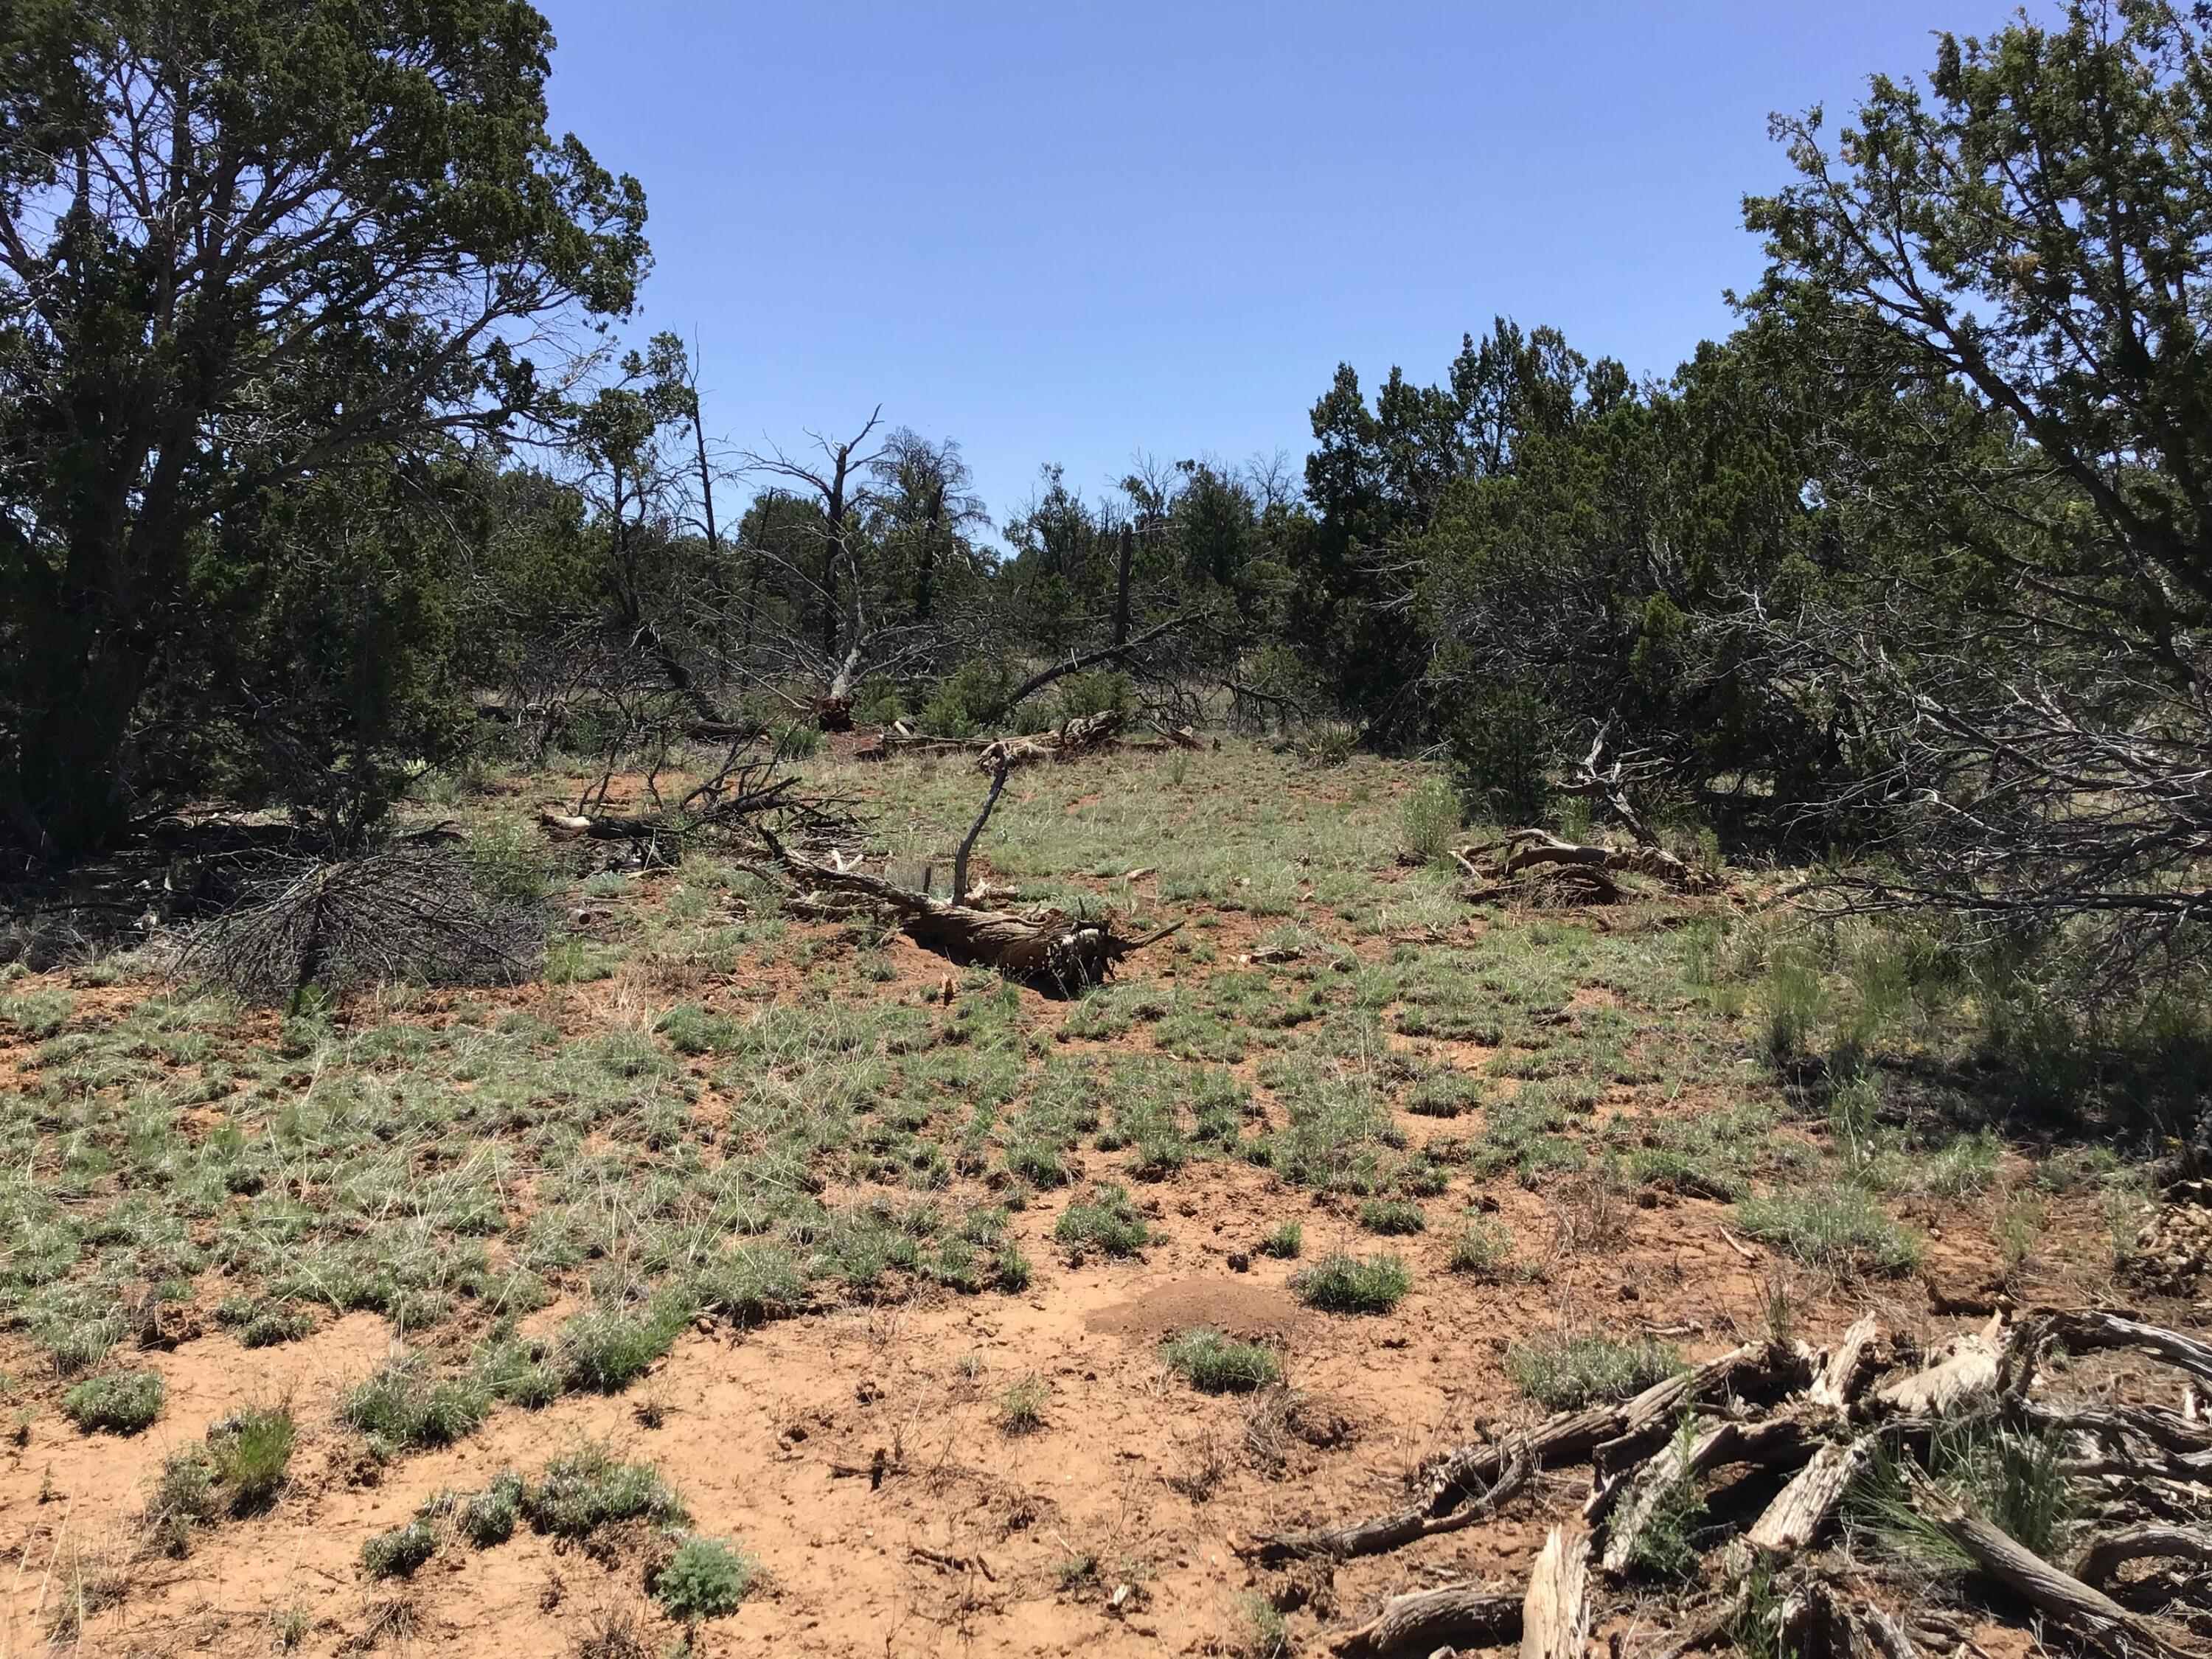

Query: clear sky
534;1;2028;530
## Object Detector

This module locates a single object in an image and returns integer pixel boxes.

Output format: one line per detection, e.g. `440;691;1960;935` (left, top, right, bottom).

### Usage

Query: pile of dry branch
538;742;857;864
1452;830;1721;904
1245;1306;2212;1659
855;709;1127;769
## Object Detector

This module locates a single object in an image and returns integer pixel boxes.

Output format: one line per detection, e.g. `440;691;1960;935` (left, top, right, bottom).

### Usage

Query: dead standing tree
742;411;895;728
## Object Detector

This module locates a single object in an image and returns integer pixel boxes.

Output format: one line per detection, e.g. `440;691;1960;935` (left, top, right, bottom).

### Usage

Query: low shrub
63;1368;164;1435
653;1534;757;1621
361;1518;438;1579
1734;1189;1923;1276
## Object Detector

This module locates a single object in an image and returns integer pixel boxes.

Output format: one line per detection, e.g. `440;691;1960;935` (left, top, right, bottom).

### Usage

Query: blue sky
535;1;2026;530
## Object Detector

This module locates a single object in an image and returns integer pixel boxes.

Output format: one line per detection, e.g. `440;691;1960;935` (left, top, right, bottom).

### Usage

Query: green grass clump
1161;1328;1281;1394
459;1471;524;1547
1405;1071;1482;1118
1447;1216;1515;1277
998;1374;1050;1434
146;1447;217;1555
209;1405;295;1514
1053;1183;1153;1258
361;1517;438;1579
1625;1417;1708;1578
1400;776;1463;866
1505;1334;1684;1412
239;1308;315;1348
1357;1197;1426;1236
1256;1220;1303;1259
1290;1251;1411;1315
557;1307;682;1394
1735;1189;1923;1276
63;1368;164;1435
521;1445;685;1538
653;1534;757;1621
1850;1412;2079;1568
341;1359;489;1453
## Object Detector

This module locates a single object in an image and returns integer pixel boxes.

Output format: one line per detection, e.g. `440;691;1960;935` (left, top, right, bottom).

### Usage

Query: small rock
1228;1251;1251;1273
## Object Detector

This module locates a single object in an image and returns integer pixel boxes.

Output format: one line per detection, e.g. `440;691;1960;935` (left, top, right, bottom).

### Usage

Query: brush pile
1244;1306;2212;1658
1452;830;1721;904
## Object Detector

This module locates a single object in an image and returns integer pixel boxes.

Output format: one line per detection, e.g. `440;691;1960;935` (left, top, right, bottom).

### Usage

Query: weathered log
1809;1314;1885;1411
1521;1528;1590;1659
2036;1310;2212;1388
2076;1526;2212;1589
1455;830;1716;896
1247;1342;1806;1565
1328;1583;1522;1658
776;854;1175;992
1598;1416;1821;1573
1903;1466;2196;1659
976;709;1124;773
1776;1574;1920;1659
1746;1437;1871;1553
1872;1321;2005;1415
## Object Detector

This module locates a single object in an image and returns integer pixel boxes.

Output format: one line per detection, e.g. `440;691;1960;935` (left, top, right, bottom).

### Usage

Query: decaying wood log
2035;1310;2212;1388
1247;1342;1806;1565
1810;1313;1885;1411
774;853;1175;992
1598;1416;1822;1573
1453;829;1717;902
976;709;1124;773
1245;1439;1534;1565
1745;1437;1871;1553
1777;1574;1920;1659
1327;1582;1522;1658
1903;1466;2197;1659
2076;1526;2212;1589
1872;1320;2006;1415
1522;1527;1590;1659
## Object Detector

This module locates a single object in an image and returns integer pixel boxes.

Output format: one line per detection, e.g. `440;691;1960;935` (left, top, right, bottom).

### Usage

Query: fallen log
1328;1582;1521;1658
1599;1416;1822;1573
976;709;1123;772
1522;1527;1590;1659
1903;1465;2197;1659
2076;1526;2212;1590
1457;829;1716;894
1745;1437;1872;1553
773;853;1175;992
2035;1310;2212;1388
1872;1320;2006;1415
1246;1342;1806;1564
1809;1313;1885;1411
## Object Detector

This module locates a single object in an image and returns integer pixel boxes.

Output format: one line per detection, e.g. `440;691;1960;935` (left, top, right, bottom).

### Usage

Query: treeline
3;1;2208;998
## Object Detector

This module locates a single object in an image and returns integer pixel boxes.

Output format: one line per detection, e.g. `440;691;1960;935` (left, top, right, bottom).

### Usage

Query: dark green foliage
62;1368;164;1434
0;0;647;855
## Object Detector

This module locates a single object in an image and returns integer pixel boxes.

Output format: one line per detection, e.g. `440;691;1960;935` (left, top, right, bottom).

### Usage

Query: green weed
1289;1251;1411;1315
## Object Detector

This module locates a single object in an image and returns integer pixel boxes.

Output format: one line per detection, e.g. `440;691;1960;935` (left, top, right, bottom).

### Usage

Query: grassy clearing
0;736;2124;1651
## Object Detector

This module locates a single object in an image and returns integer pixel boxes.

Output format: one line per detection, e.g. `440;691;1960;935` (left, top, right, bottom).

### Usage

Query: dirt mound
1083;1277;1303;1344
